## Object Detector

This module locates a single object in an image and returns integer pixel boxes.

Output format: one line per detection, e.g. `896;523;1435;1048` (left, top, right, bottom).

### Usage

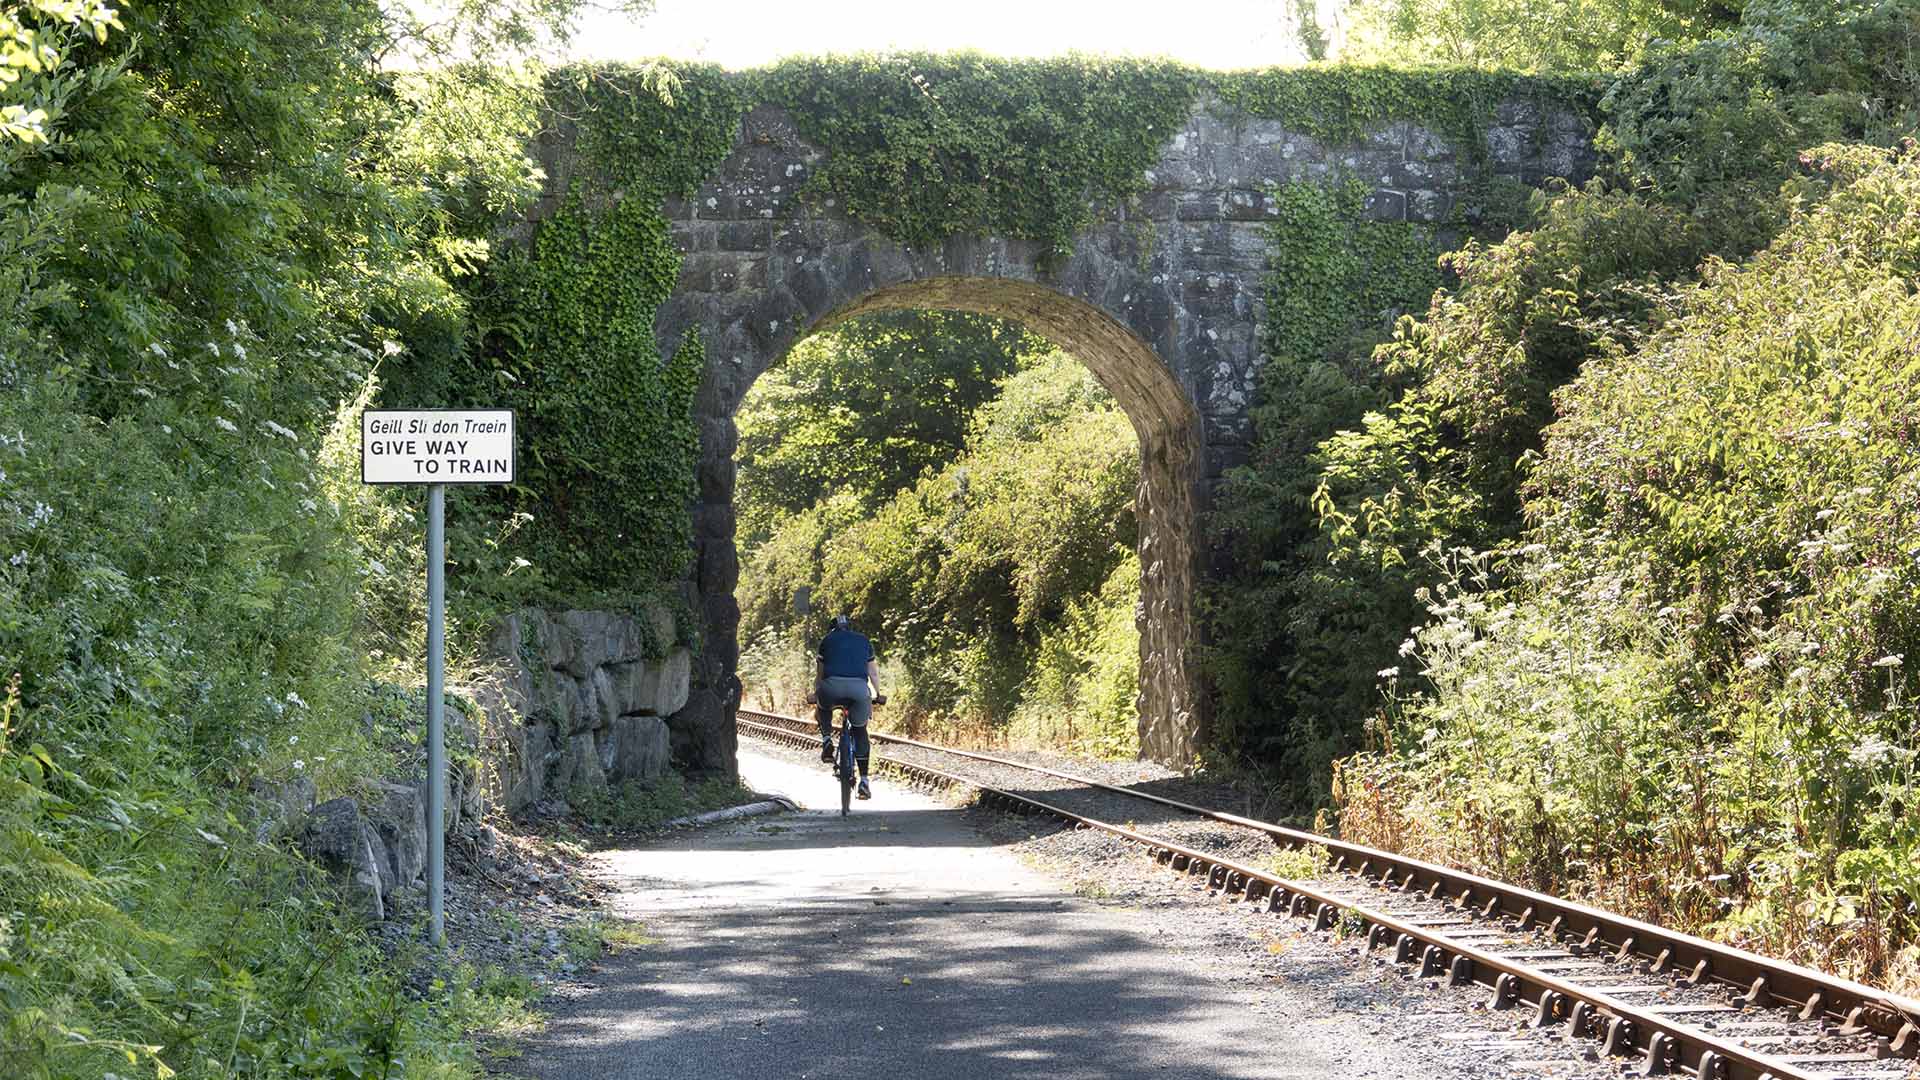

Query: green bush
734;312;1038;548
0;0;619;1071
1210;0;1920;808
1008;554;1142;758
1344;150;1920;991
736;348;1142;749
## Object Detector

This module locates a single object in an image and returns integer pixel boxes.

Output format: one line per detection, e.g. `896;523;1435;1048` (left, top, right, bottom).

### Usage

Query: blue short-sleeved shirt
818;627;875;679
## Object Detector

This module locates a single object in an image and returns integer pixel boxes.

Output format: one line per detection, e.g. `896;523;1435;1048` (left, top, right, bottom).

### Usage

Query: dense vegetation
1324;0;1753;70
733;312;1039;546
1341;144;1920;991
0;0;642;1073
735;327;1142;756
1209;0;1920;987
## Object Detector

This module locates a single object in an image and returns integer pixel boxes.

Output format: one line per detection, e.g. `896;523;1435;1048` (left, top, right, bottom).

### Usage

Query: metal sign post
362;408;515;947
425;483;445;945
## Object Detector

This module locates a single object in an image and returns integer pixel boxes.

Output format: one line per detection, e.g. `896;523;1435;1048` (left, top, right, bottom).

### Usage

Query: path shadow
504;897;1340;1080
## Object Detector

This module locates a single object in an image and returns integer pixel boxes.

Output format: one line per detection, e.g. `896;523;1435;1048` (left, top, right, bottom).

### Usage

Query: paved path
508;747;1418;1080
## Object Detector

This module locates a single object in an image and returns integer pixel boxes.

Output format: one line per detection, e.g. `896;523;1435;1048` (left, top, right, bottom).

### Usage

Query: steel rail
738;706;1920;1058
737;716;1845;1080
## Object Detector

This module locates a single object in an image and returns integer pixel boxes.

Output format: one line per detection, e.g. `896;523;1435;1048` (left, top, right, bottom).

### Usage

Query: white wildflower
160;424;173;435
207;342;220;357
132;386;154;399
291;759;305;771
1789;666;1811;682
213;416;238;433
286;691;307;709
367;559;387;576
288;735;299;745
381;339;403;356
1377;666;1399;679
1872;654;1904;669
300;498;318;513
232;342;246;360
1743;654;1769;671
225;318;239;335
8;552;24;567
1398;637;1417;657
262;420;297;440
1849;735;1894;766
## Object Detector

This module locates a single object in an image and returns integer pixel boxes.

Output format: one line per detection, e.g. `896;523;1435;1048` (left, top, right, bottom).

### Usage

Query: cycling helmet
832;613;851;630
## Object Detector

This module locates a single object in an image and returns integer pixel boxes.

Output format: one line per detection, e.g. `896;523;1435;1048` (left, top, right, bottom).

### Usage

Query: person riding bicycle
812;613;885;800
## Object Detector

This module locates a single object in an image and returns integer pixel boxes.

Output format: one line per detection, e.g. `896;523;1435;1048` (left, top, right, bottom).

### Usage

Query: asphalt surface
505;747;1457;1080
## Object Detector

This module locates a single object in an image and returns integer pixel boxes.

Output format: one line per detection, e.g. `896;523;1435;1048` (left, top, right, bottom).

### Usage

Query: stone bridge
537;90;1596;771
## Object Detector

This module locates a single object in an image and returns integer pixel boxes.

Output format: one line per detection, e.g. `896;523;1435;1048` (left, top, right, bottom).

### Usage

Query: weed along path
505;747;1489;1080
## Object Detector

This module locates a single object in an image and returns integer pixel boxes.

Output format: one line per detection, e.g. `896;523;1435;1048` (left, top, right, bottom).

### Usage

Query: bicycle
820;695;885;816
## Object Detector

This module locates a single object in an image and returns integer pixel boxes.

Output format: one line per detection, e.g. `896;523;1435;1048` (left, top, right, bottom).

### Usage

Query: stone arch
735;276;1206;768
653;106;1224;769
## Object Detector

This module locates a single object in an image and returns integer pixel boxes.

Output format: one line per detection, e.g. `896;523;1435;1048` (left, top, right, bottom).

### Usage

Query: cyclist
812;613;885;800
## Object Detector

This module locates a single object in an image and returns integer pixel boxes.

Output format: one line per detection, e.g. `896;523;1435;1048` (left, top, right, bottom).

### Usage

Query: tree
734;310;1042;548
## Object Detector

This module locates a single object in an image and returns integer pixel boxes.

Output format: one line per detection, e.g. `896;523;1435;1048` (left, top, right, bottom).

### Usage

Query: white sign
362;409;516;485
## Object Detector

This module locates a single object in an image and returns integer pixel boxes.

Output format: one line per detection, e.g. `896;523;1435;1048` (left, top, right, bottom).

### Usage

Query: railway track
737;707;1920;1080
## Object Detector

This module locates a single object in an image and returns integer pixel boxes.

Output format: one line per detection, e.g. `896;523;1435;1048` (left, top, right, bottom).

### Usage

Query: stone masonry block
1364;189;1407;221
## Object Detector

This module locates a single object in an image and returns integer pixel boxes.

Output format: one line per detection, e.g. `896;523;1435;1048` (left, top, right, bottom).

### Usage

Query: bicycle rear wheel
838;730;854;816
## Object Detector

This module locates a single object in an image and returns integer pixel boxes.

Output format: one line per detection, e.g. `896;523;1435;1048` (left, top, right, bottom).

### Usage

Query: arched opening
702;276;1204;763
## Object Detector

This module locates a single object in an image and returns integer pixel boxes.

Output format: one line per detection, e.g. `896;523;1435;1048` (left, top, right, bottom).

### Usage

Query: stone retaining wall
286;605;691;921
